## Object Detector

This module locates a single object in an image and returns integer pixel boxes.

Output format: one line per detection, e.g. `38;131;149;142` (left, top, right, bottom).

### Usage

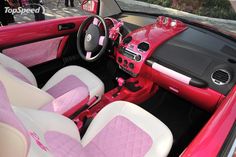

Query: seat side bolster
0;123;28;157
0;53;37;86
0;66;54;109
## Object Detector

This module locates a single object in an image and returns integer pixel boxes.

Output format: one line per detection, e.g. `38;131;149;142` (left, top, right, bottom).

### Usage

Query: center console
116;16;187;77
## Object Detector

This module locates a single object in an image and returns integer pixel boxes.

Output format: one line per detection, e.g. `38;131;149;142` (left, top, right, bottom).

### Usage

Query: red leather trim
63;96;89;117
89;76;158;113
181;85;236;157
116;16;187;76
141;65;223;111
0;16;87;49
57;36;69;58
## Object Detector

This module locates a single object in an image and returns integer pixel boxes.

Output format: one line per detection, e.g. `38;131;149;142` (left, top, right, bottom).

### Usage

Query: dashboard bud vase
109;21;124;41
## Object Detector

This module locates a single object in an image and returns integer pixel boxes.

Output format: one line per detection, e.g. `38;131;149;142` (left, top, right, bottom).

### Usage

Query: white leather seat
0;53;104;115
0;81;173;157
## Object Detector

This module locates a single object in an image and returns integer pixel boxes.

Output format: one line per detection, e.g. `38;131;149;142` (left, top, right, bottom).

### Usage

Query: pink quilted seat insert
84;116;153;157
41;86;89;115
46;75;88;98
41;75;89;114
45;116;153;157
45;131;87;157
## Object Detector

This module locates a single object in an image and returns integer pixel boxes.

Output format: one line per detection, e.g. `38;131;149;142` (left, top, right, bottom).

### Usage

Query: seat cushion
42;66;104;102
45;131;87;157
83;116;153;157
82;101;173;157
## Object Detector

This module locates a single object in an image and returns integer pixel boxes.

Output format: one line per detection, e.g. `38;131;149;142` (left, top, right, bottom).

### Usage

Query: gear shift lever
117;77;125;87
113;77;125;97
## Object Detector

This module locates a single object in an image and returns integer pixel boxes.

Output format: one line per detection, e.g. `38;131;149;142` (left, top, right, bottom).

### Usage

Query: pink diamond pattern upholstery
0;82;173;157
41;86;89;115
45;131;86;157
44;116;153;157
46;75;88;98
84;116;153;157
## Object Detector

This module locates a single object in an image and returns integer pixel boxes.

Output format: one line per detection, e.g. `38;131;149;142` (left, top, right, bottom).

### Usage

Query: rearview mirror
81;0;99;14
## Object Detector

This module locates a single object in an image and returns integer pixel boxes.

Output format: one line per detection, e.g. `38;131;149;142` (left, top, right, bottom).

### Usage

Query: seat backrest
0;53;37;86
0;82;30;157
0;65;54;109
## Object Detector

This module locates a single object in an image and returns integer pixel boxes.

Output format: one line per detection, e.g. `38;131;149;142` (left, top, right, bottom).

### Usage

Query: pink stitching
29;131;49;151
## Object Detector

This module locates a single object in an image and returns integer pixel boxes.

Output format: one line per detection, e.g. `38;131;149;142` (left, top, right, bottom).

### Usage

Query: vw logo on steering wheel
86;34;92;42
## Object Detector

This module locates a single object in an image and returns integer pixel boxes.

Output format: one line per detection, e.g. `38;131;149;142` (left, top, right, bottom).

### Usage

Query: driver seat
0;53;104;115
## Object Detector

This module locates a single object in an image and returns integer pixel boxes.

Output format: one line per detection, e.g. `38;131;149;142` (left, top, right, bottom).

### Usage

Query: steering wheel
77;15;109;62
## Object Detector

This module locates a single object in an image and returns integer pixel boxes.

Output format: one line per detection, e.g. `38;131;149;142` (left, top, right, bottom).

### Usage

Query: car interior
0;1;236;157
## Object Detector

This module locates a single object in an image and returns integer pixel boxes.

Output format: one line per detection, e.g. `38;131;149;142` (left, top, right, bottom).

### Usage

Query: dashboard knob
118;57;122;63
129;63;134;69
124;60;128;65
135;55;142;61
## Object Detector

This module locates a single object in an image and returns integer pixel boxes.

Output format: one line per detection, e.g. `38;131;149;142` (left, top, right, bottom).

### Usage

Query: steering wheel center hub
86;34;92;42
84;24;101;52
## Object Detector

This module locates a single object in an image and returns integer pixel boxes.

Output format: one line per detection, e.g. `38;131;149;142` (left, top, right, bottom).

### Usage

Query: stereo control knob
135;55;142;61
118;57;122;63
129;63;134;69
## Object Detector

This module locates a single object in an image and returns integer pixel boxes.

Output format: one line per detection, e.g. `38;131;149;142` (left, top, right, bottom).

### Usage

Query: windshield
0;0;91;25
116;0;236;37
1;0;236;38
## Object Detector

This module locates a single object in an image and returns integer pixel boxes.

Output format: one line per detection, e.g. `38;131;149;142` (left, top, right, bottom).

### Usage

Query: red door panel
0;16;86;67
0;16;87;49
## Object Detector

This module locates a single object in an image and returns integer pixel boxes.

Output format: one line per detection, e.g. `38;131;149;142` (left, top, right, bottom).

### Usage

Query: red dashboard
115;16;226;111
115;16;187;77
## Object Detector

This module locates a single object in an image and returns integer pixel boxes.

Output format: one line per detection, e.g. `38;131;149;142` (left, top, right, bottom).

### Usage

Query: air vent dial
211;69;231;85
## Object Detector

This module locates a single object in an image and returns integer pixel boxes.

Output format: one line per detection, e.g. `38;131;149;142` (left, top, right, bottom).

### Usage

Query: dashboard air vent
138;42;149;51
123;36;132;45
138;42;149;52
211;69;231;85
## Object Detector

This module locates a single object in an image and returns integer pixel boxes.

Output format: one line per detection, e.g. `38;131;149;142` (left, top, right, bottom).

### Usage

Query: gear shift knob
116;77;125;87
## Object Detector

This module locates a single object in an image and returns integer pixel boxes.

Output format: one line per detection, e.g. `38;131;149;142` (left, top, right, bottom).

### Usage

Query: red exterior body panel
181;85;236;157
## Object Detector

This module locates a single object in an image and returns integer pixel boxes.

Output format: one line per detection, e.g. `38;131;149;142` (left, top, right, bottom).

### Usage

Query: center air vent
211;69;231;85
138;42;149;52
123;36;132;45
